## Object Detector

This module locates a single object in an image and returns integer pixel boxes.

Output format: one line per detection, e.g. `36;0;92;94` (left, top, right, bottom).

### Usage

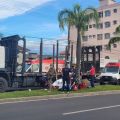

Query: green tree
108;25;120;48
58;4;99;83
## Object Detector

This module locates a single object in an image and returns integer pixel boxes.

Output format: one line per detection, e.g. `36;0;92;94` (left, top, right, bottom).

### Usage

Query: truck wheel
0;77;8;92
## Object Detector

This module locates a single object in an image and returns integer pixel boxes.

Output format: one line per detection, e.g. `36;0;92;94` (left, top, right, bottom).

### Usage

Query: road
0;94;120;120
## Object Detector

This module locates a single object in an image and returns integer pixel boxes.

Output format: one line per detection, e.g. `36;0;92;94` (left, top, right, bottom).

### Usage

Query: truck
0;35;64;92
99;62;120;85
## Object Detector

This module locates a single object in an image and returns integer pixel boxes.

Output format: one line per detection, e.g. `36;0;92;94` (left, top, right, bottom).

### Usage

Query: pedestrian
47;64;56;90
62;63;71;92
89;65;96;87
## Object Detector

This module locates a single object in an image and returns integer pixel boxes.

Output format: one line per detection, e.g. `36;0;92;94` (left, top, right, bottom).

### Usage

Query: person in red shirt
89;65;96;87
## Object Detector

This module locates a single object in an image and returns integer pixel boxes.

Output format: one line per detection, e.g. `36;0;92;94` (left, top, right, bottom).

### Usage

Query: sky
0;0;120;54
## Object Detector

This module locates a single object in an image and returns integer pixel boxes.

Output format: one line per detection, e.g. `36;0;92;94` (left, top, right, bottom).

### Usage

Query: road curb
0;90;120;103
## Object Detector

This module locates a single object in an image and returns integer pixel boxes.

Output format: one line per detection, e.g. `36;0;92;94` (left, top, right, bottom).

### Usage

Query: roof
106;62;120;67
97;2;120;11
60;51;65;55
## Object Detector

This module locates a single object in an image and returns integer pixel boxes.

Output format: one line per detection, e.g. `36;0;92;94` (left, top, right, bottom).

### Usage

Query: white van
99;62;120;85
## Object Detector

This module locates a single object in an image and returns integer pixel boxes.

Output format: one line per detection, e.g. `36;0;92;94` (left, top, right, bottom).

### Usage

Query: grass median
0;85;120;99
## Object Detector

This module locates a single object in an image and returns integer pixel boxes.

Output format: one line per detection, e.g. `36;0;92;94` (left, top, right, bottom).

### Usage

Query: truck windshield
105;66;119;73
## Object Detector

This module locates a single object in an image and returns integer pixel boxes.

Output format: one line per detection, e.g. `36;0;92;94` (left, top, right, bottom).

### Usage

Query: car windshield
105;66;119;73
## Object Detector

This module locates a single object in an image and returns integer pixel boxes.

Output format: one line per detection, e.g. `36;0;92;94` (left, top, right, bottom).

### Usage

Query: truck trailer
0;35;63;92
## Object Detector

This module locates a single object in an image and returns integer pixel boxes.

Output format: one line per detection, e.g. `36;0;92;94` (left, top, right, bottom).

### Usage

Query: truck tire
0;77;8;92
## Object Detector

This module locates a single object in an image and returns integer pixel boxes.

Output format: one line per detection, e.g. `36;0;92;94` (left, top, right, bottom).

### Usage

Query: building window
105;33;110;39
82;36;88;41
104;45;110;50
105;10;111;17
89;35;92;39
98;23;103;29
89;25;92;28
105;22;111;28
113;44;117;48
113;9;117;13
113;20;117;25
98;11;103;18
93;35;96;38
97;34;103;40
93;24;96;28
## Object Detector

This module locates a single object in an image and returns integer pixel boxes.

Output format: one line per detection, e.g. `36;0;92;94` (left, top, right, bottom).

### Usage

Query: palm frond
115;25;120;34
58;9;72;30
84;7;99;27
108;37;120;48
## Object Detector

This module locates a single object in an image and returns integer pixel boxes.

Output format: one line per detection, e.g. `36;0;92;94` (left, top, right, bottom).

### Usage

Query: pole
70;43;73;68
53;44;55;67
65;46;68;67
21;37;26;86
22;37;26;74
67;24;70;62
39;38;43;75
56;40;59;77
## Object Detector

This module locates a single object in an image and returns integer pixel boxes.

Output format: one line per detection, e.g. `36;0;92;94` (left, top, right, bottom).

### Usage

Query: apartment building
70;0;120;66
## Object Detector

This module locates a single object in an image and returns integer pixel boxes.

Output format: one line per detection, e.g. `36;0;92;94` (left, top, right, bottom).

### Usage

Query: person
62;64;71;91
47;64;56;90
89;65;96;87
70;65;76;86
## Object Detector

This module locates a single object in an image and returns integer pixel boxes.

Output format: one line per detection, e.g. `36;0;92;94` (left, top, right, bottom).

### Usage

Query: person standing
89;65;96;87
62;65;71;91
47;64;56;90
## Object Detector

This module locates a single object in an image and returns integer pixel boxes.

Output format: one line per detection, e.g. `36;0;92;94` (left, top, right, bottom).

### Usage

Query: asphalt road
1;94;120;120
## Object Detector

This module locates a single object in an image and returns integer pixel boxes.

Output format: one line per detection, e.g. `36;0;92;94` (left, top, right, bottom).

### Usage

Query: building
70;0;120;68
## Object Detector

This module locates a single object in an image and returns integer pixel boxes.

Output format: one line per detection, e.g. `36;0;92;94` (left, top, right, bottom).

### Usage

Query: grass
0;85;120;99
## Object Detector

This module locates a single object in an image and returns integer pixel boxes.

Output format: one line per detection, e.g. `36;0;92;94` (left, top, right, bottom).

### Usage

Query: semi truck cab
100;62;120;85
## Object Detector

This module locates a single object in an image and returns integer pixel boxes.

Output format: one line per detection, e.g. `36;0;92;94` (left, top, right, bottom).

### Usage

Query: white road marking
0;94;98;105
0;99;48;105
63;104;120;115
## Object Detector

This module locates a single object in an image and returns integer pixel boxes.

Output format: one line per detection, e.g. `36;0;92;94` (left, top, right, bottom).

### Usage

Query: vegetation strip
0;85;120;100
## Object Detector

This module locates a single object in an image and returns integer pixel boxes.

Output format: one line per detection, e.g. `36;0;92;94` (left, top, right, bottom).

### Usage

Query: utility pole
70;43;73;68
39;38;43;75
53;44;55;67
56;40;59;78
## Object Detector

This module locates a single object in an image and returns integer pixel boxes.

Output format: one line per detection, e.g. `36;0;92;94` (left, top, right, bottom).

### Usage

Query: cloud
0;0;54;19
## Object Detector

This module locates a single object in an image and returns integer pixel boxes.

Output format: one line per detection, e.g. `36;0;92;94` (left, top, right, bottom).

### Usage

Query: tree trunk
76;28;81;83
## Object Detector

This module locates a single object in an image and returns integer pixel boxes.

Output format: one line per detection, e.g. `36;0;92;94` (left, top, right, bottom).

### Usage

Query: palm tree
108;25;120;48
58;4;99;83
